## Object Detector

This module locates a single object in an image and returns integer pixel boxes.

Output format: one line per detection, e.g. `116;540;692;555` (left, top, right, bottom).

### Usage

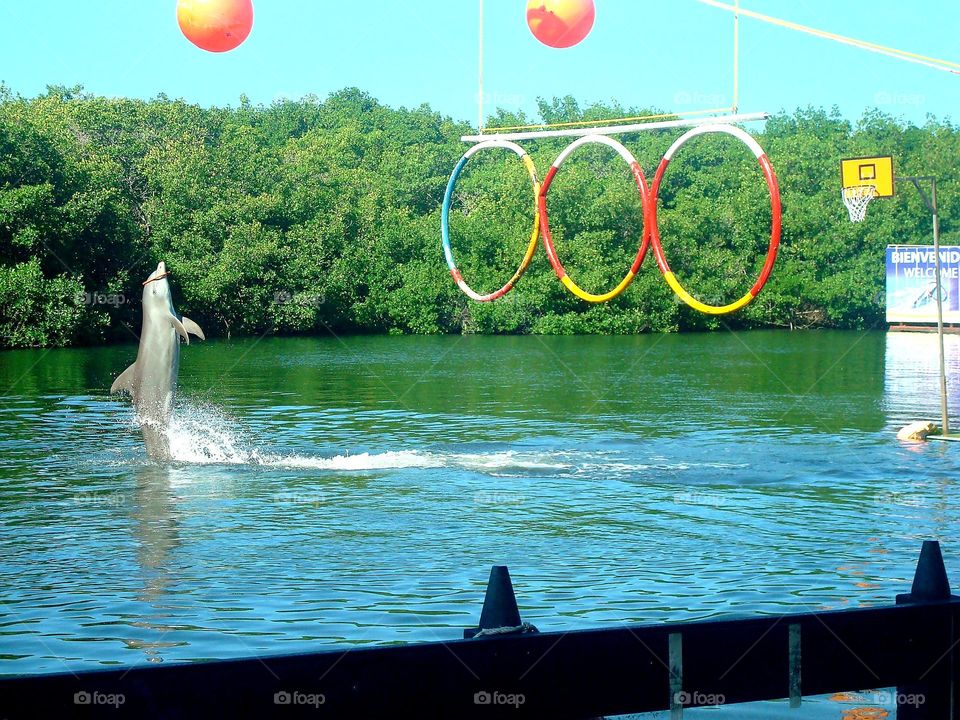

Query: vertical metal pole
669;633;683;720
788;624;802;709
478;0;484;132
931;179;950;436
732;0;740;113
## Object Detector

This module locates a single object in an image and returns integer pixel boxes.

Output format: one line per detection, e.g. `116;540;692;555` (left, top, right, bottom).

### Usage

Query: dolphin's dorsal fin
111;363;137;396
181;316;205;341
169;314;190;344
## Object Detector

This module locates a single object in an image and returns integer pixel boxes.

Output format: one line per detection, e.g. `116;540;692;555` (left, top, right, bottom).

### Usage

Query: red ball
177;0;254;53
527;0;596;49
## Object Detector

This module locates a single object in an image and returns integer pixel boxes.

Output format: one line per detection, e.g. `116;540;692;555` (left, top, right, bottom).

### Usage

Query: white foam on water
259;450;445;471
164;405;446;470
256;450;576;473
159;403;745;478
163;405;579;473
578;461;748;474
448;451;572;472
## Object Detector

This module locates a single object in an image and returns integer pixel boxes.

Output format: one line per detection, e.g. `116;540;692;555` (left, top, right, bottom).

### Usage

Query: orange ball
526;0;595;49
177;0;254;53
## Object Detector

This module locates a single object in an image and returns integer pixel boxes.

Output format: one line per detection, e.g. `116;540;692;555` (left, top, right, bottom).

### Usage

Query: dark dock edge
1;540;957;719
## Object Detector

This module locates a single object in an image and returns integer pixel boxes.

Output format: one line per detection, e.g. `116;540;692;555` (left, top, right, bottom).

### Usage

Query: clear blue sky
1;0;957;127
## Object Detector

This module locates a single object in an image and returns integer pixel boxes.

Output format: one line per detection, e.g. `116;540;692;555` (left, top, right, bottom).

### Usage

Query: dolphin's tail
141;423;173;463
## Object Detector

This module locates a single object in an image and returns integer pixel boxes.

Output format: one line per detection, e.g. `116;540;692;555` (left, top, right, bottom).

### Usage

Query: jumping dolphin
111;262;204;461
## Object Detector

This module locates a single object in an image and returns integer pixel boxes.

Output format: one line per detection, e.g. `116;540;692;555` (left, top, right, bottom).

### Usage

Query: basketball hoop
842;184;877;223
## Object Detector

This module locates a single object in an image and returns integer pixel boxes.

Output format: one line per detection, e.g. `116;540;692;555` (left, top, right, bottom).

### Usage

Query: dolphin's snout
143;262;171;287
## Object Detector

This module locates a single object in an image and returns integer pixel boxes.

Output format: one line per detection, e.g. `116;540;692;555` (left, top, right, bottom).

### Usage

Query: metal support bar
669;633;683;719
477;0;484;132
461;112;770;143
732;0;740;112
788;623;802;708
900;175;937;213
897;175;950;436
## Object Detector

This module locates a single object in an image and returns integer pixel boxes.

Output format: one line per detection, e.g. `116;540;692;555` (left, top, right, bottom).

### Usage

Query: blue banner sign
886;245;960;324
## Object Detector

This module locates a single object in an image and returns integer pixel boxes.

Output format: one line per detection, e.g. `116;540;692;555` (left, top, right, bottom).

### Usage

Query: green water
1;330;958;717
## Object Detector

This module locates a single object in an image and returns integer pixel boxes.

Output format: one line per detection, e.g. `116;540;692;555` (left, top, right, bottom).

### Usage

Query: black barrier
1;541;957;719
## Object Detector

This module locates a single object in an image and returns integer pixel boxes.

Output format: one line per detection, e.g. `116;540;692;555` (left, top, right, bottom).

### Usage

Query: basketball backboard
840;155;895;198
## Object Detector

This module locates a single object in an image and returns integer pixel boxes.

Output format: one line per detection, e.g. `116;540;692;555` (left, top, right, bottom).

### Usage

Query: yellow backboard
840;156;894;198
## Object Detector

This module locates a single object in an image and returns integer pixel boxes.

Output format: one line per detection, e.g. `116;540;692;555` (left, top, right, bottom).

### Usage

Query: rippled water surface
2;331;958;717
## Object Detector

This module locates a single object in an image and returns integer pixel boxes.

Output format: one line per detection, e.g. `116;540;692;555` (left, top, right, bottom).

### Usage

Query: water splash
160;403;750;477
258;450;445;471
164;404;444;470
165;406;250;465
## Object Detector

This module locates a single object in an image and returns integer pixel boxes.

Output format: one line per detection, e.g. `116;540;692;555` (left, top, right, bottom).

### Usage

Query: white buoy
897;421;938;442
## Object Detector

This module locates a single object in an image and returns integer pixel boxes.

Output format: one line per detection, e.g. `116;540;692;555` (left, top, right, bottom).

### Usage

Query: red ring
648;126;781;314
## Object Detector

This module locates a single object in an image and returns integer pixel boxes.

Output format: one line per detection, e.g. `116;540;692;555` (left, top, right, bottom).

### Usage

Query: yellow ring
538;135;651;304
519;155;542;274
561;272;636;304
662;272;756;315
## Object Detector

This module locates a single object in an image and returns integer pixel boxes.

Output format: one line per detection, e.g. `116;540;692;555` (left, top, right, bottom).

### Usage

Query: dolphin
111;262;205;461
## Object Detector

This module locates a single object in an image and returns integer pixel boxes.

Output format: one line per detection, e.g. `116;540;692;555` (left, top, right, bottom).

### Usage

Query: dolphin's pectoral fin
111;363;137;396
169;315;190;344
181;316;205;341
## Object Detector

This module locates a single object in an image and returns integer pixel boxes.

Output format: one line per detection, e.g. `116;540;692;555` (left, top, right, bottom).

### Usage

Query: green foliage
1;88;957;348
0;258;105;347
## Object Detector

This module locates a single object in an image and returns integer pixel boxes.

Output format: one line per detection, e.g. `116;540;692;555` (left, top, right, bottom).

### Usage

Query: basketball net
842;184;877;223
